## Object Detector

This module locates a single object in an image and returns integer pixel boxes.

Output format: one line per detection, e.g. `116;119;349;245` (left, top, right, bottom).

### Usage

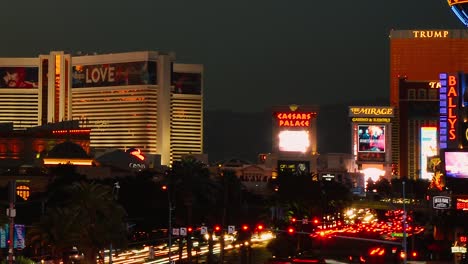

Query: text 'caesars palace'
1;27;468;196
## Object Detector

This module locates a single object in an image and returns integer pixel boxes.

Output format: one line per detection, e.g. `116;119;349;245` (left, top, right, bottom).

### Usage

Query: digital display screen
0;67;38;88
278;160;310;176
72;61;157;88
172;72;202;95
358;125;385;153
445;151;468;178
278;130;310;153
420;127;438;180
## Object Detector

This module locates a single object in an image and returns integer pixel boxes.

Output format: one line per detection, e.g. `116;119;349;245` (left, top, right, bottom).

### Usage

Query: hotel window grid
71;87;159;153
428;89;438;100
170;95;203;163
408;120;416;179
408;89;416;100
418;89;426;100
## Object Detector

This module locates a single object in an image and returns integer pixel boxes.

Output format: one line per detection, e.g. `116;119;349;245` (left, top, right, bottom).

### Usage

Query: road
103;238;351;264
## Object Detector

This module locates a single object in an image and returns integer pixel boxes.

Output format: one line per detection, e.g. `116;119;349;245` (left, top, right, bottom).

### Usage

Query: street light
162;185;174;264
109;181;120;264
402;181;407;264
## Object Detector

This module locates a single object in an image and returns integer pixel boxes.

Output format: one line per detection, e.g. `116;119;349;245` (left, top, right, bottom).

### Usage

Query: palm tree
28;181;127;264
27;207;78;264
65;181;127;264
169;156;219;263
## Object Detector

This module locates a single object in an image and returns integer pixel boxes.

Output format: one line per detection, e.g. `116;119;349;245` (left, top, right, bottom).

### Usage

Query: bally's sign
349;106;394;118
433;196;451;209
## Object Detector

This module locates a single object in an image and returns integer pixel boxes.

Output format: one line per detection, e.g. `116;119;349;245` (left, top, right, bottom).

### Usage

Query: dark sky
0;0;464;112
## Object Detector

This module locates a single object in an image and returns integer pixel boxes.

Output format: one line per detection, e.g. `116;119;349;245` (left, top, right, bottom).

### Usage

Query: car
347;254;366;264
265;257;293;264
358;245;404;264
67;247;84;263
291;251;326;263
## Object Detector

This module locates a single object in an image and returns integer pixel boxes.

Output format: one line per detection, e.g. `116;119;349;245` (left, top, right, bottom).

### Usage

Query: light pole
162;185;174;264
402;181;407;264
109;181;120;264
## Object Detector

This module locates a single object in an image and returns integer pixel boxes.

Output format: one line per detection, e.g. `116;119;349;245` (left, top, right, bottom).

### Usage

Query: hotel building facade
389;29;468;178
0;51;203;165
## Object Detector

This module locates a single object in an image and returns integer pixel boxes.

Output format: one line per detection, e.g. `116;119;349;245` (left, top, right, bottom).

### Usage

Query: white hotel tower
0;51;203;165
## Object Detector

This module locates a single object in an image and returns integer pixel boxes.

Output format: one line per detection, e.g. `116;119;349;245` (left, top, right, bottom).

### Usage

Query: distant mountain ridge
204;98;389;163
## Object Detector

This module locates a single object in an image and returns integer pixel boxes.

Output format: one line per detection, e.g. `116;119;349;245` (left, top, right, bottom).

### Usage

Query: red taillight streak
291;259;319;263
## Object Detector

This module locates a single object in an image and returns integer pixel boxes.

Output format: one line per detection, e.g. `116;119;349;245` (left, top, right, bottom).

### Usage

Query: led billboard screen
0;67;38;88
445;151;468;178
420;127;438;180
358;125;385;153
278;130;310;153
172;72;202;95
72;61;157;88
278;160;310;176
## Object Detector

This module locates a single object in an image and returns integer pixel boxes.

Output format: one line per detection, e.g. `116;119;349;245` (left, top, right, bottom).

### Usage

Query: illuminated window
16;185;30;201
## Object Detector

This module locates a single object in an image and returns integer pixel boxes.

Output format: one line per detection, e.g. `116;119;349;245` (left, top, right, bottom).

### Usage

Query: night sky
1;0;464;113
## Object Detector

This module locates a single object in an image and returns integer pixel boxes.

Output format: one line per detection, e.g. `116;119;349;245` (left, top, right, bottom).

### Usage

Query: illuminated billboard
420;127;438;180
172;72;202;95
456;198;468;210
72;61;157;88
349;106;394;117
278;160;310;176
447;0;468;27
0;67;38;88
278;130;310;153
358;125;385;153
444;151;468;178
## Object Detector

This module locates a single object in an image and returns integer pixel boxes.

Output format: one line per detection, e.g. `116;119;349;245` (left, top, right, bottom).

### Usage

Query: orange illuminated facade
390;29;468;178
390;29;468;106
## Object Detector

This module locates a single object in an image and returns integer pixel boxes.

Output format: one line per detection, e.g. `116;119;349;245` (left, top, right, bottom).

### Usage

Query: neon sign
439;73;459;149
448;0;468;6
456;198;468;210
129;148;145;161
446;0;468;27
447;77;459;140
429;82;441;89
275;112;316;127
349;107;394;117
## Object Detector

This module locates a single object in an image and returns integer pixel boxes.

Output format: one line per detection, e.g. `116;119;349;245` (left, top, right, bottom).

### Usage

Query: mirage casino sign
275;112;317;127
439;73;460;149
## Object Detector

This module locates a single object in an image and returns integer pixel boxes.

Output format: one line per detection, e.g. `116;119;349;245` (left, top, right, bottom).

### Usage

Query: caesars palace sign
275;112;317;127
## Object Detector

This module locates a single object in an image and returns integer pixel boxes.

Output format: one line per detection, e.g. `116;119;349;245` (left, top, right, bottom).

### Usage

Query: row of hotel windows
406;89;438;100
